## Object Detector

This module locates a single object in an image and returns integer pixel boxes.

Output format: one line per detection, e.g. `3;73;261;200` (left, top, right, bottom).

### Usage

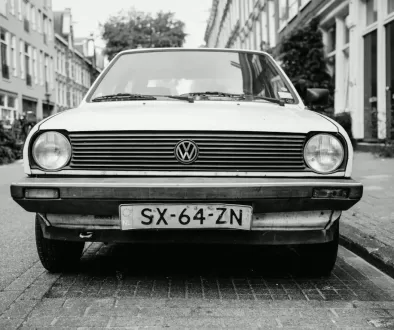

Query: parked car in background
10;48;363;275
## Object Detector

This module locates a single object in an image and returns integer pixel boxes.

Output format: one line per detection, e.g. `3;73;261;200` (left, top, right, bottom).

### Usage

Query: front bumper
12;177;362;245
11;176;362;214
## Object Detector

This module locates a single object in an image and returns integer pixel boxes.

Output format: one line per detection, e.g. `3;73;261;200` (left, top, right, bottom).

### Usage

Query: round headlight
304;134;344;173
32;132;71;170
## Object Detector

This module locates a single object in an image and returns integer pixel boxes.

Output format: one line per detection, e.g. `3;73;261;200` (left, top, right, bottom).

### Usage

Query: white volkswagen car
11;49;363;275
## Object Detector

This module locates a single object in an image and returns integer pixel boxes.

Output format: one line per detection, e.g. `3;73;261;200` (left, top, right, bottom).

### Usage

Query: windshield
88;50;298;104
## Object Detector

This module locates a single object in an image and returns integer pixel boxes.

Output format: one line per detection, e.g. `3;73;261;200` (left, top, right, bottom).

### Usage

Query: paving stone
0;291;22;314
53;315;110;327
1;298;39;319
0;318;24;330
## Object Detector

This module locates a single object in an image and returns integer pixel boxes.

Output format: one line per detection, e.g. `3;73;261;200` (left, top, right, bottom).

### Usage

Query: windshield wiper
91;93;157;102
180;92;284;106
181;91;240;99
161;95;194;103
243;95;285;106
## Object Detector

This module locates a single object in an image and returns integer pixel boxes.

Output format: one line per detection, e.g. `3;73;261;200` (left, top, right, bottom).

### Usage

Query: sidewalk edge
340;222;394;279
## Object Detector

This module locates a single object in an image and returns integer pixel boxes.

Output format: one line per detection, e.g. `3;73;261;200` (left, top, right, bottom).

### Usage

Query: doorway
386;21;394;140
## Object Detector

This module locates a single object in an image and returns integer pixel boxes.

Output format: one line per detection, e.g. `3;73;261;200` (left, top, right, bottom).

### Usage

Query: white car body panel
38;101;337;133
24;47;351;178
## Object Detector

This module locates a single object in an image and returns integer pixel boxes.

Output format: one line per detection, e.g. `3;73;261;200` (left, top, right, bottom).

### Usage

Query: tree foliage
102;9;187;61
0;124;22;164
278;18;334;105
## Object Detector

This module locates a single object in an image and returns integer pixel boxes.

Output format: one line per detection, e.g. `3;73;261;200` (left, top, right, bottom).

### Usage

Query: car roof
117;47;270;57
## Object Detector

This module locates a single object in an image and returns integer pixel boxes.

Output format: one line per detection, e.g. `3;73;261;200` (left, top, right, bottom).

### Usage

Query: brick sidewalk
341;152;394;276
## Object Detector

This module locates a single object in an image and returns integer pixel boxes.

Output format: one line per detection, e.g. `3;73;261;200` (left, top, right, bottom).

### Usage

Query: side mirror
305;88;330;107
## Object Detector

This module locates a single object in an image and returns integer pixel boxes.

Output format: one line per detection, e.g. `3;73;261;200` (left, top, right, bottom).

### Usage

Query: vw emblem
174;140;199;164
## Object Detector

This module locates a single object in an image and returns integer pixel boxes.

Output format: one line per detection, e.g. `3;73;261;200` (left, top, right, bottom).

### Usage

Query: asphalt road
1;162;394;329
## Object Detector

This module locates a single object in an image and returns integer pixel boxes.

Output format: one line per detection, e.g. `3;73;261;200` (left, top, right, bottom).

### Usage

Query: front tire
298;220;339;277
35;216;84;273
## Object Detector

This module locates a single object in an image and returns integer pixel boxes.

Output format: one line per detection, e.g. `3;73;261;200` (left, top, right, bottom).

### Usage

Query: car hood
39;101;337;133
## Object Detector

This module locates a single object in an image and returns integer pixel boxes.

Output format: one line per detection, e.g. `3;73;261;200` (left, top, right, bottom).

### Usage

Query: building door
386;21;394;140
363;30;378;140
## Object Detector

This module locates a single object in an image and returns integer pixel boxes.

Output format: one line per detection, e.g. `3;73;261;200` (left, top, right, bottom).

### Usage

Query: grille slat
70;133;306;139
68;131;307;172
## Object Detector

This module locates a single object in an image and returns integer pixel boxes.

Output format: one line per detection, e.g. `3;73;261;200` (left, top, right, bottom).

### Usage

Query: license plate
119;204;253;230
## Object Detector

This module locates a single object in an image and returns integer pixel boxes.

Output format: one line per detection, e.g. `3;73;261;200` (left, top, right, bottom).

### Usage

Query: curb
340;222;394;279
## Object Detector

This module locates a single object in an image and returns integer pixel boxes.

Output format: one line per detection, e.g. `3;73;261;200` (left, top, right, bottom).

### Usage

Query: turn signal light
24;188;59;199
312;188;349;199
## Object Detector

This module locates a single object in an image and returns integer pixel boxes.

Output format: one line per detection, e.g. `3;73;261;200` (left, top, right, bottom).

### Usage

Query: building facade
0;0;55;126
1;3;103;127
53;9;99;113
205;0;394;141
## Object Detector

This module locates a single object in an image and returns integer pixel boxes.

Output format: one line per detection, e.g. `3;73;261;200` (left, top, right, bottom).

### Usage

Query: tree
278;18;358;148
102;9;187;61
278;18;334;106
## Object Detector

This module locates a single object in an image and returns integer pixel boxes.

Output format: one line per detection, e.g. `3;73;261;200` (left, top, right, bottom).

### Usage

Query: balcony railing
26;74;32;86
24;18;30;32
2;64;10;79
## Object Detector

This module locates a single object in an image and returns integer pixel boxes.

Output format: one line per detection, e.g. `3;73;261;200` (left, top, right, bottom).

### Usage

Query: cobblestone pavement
1;242;394;329
2;158;394;329
342;152;394;249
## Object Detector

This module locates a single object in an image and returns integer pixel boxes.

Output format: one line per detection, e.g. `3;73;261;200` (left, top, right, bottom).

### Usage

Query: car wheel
298;220;339;277
35;216;84;273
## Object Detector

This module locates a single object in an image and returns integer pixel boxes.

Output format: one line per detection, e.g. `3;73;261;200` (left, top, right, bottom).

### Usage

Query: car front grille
68;131;308;172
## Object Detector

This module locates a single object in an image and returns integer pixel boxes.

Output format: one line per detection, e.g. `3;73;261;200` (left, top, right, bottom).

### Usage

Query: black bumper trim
11;177;363;215
39;221;337;246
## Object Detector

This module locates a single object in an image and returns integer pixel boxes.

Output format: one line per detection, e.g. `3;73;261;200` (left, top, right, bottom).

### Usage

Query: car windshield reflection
88;50;297;104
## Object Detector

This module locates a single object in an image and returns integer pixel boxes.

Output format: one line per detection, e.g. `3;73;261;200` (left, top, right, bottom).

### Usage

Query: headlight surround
32;132;71;170
304;134;345;173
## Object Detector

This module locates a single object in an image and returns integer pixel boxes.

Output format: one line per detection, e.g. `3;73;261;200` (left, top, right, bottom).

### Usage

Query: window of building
50;56;54;89
43;15;48;43
58;82;62;106
366;0;378;26
37;9;41;33
260;6;268;50
279;0;288;29
25;43;32;86
0;29;10;79
19;40;24;79
39;50;43;85
62;53;66;74
57;51;61;72
31;4;36;30
326;24;336;54
8;95;16;109
18;0;22;20
389;0;394;14
11;36;17;77
70;60;74;79
0;0;7;16
33;48;37;84
327;55;335;81
63;83;67;106
268;0;276;48
44;55;49;89
48;19;52;41
10;0;15;15
288;0;298;21
23;1;30;32
0;93;18;127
